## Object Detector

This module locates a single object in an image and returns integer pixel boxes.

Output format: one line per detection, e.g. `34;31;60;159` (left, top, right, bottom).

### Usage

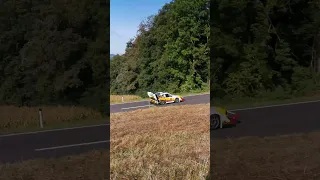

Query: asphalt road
1;94;209;163
0;124;109;163
211;100;320;139
110;93;210;113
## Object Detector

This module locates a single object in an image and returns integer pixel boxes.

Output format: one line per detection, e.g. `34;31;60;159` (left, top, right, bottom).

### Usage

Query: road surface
1;94;209;163
0;124;109;163
211;100;320;139
110;93;210;113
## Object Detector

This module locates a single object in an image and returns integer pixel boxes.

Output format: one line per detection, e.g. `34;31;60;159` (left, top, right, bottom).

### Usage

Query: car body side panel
148;92;184;105
211;106;240;129
211;106;230;124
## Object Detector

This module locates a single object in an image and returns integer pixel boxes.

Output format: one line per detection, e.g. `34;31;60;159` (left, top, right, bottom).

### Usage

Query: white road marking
0;123;109;138
121;105;155;110
229;99;320;112
34;140;110;151
120;101;188;110
111;100;148;105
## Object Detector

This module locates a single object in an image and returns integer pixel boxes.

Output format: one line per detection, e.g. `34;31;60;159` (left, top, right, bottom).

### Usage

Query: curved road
0;94;209;163
211;100;320;139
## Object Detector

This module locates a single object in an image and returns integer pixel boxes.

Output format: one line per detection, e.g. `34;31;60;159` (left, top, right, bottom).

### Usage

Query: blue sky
110;0;173;55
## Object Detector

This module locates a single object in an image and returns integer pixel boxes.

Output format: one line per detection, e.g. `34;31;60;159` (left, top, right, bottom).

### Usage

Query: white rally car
211;106;239;129
147;92;185;105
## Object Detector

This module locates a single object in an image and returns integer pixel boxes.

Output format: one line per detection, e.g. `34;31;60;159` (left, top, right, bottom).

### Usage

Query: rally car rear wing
147;92;154;98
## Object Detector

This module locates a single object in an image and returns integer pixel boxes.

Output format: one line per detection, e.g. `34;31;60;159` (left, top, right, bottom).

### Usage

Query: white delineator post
122;96;124;102
39;108;43;128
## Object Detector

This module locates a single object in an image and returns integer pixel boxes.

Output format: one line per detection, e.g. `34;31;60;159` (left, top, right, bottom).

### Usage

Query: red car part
225;112;239;125
230;113;239;124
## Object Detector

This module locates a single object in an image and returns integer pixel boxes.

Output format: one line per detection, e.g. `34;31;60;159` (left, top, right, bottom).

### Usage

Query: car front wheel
174;98;179;103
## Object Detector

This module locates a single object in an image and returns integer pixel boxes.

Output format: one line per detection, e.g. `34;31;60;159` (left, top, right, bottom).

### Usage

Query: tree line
110;0;210;97
0;0;109;113
4;0;315;111
211;0;320;101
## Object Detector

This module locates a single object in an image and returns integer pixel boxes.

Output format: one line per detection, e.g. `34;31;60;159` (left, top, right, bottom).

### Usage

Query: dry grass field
0;150;109;180
110;104;210;179
211;132;320;180
110;95;142;104
0;105;103;132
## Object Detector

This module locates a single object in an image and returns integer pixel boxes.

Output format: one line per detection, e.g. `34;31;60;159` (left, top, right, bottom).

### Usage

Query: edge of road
110;93;210;105
0;123;110;137
228;99;320;112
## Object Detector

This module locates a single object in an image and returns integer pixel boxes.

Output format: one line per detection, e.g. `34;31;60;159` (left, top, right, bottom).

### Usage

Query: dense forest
110;0;210;97
0;0;109;113
211;0;320;101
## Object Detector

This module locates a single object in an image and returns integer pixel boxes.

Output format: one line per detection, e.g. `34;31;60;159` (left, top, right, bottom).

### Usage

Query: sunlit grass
110;104;210;179
0;105;103;132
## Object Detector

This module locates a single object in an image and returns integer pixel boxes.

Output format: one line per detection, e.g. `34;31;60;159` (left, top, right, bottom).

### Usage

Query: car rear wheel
174;98;179;103
160;101;166;105
210;114;221;130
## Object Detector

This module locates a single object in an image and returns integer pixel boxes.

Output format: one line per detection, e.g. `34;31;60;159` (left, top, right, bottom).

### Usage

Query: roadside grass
110;91;210;104
0;150;109;180
212;90;320;110
211;132;320;180
110;104;210;179
180;91;210;97
110;95;142;104
0;105;106;134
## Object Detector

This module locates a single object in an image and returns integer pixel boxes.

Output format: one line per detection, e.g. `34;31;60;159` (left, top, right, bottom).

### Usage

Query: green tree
211;0;320;100
111;0;210;95
0;0;109;113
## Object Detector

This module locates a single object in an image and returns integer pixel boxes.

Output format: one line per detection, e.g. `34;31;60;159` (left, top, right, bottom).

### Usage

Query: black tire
210;114;221;130
160;101;165;105
174;98;179;103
